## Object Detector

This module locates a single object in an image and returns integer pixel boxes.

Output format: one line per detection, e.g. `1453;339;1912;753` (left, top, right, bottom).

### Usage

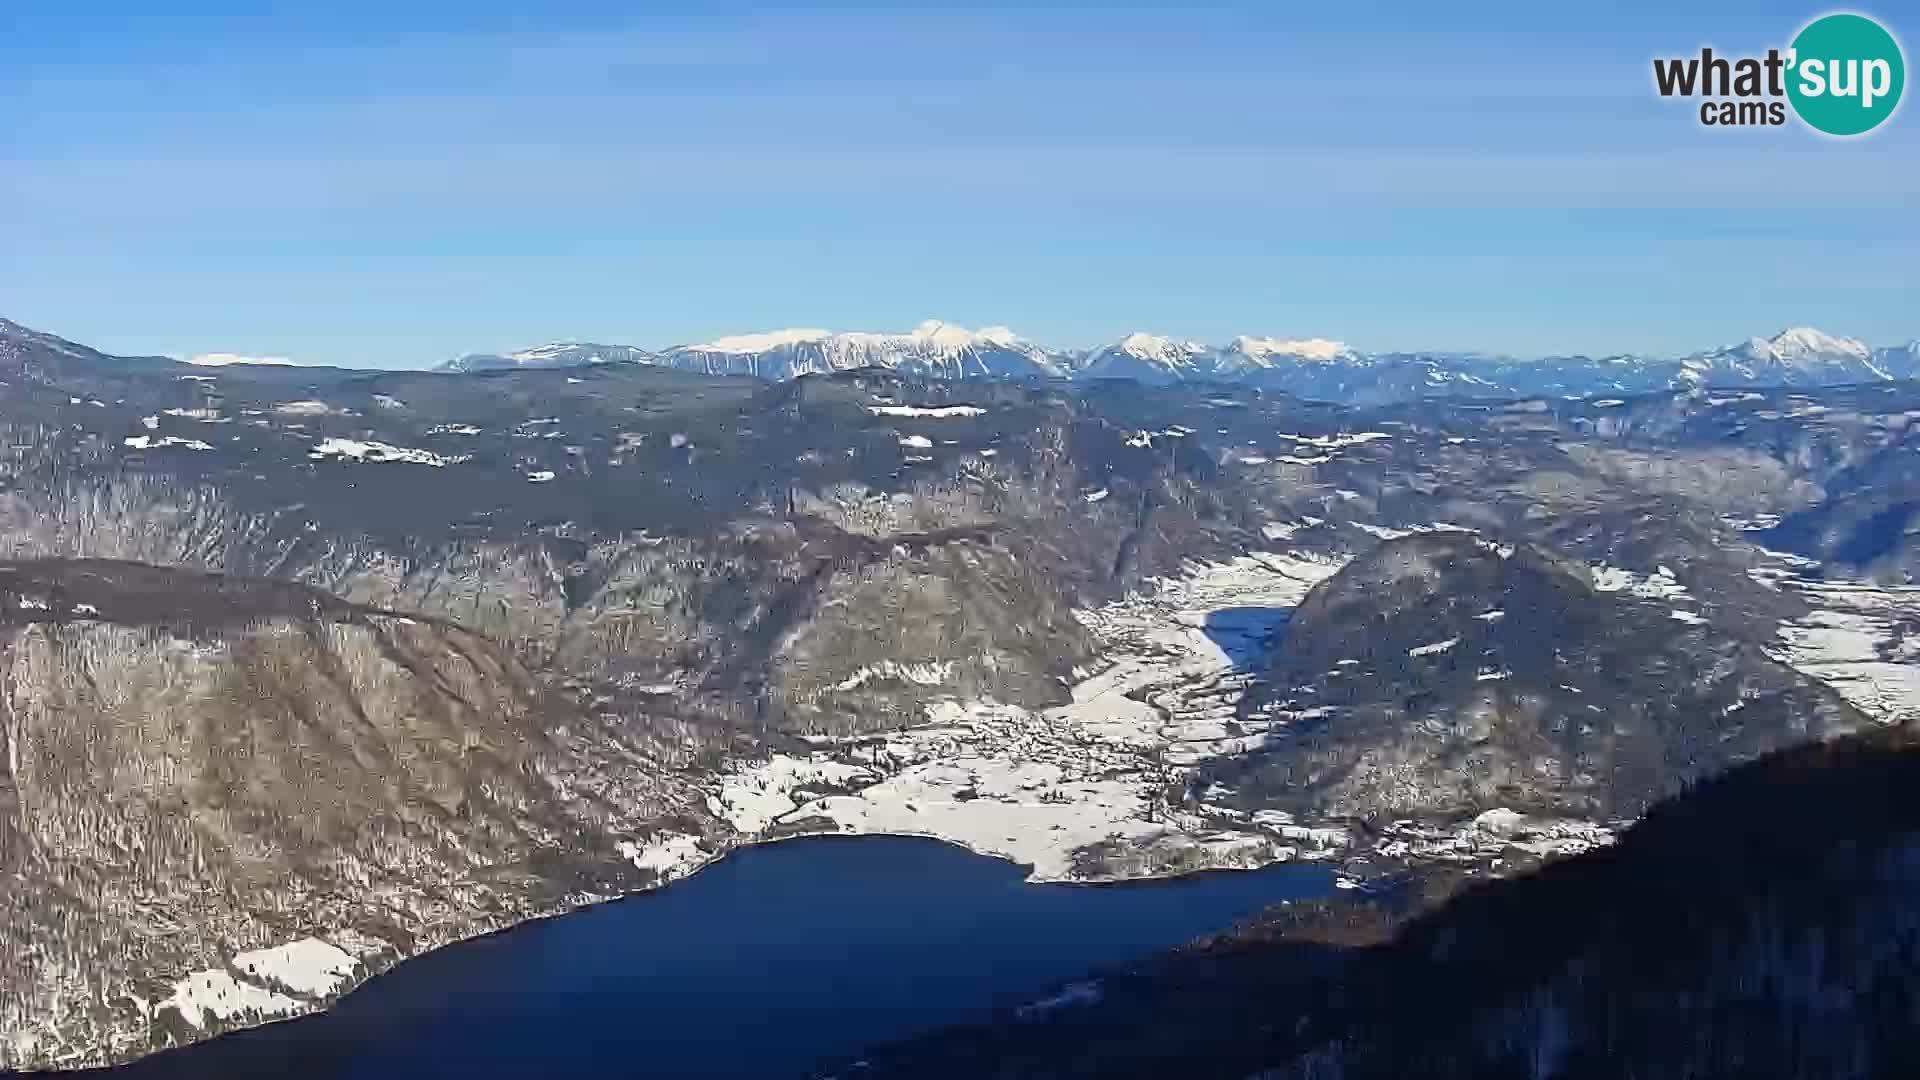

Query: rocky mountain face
0;560;695;1065
824;725;1920;1080
4;314;1920;1068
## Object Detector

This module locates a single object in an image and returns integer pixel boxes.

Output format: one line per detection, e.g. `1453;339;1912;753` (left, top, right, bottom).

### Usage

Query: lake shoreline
91;835;1337;1079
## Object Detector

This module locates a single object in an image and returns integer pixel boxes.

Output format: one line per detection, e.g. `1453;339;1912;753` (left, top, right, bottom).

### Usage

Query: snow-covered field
229;938;359;998
160;936;375;1032
701;552;1351;881
161;971;305;1030
1768;577;1920;725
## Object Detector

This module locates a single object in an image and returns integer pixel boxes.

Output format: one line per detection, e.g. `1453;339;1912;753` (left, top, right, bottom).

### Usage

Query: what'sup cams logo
1653;12;1905;135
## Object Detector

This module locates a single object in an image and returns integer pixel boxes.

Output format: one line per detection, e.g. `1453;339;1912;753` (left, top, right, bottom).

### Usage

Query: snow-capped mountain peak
1225;336;1357;364
1747;326;1872;364
1079;332;1213;382
902;320;1021;350
692;322;1025;358
442;342;654;373
508;343;611;364
1679;326;1887;387
1115;331;1202;359
659;321;1061;380
692;328;835;355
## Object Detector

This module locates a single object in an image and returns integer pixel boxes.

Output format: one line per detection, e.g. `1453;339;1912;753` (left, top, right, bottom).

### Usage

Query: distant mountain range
4;315;1916;407
442;322;1067;380
443;322;1920;405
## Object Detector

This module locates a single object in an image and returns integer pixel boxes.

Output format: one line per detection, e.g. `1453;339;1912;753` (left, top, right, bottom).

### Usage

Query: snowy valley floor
701;552;1353;883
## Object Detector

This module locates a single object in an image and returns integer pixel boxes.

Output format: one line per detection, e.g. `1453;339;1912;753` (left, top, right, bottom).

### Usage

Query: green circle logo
1787;13;1905;136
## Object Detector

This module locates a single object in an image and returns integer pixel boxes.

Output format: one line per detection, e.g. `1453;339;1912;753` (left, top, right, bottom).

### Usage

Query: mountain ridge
8;317;1916;407
432;323;1920;405
445;322;1903;374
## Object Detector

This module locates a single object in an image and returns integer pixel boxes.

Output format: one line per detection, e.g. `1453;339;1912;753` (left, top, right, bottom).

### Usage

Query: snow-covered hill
1078;332;1215;381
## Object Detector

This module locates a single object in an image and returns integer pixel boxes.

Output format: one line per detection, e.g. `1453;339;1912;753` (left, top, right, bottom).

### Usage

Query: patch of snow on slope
162;407;225;422
161;971;303;1030
833;661;954;692
309;439;468;467
229;939;358;998
123;435;212;451
616;834;709;882
1276;431;1391;449
1592;564;1695;603
1409;637;1460;657
1262;521;1309;540
868;404;986;418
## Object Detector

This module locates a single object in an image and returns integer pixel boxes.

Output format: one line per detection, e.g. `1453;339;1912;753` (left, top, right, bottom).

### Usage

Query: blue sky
3;1;1916;368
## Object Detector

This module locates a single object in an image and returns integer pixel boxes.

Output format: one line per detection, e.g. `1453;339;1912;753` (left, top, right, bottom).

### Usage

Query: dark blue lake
106;836;1332;1079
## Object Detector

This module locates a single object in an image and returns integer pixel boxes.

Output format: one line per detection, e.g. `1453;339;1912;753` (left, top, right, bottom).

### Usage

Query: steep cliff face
0;470;1137;746
0;560;697;1066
